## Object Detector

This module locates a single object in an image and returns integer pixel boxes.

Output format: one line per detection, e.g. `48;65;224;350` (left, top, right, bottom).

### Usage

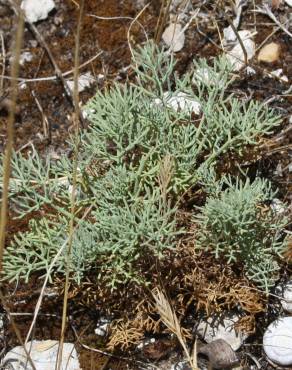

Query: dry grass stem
152;289;199;370
56;2;84;368
0;0;24;271
158;155;174;204
0;3;36;369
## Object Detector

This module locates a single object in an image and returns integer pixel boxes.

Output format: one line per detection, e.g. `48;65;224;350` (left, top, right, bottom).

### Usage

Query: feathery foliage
0;42;286;289
195;177;287;290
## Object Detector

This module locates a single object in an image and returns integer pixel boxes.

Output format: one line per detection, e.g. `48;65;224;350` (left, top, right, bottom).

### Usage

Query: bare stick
0;6;37;370
0;31;6;95
31;90;51;141
254;4;292;39
0;0;23;272
127;4;150;59
56;2;84;369
155;0;173;44
1;51;103;83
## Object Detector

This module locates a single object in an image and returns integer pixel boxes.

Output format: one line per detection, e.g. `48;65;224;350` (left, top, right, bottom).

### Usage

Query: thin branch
56;1;84;369
254;4;292;38
0;51;103;83
154;0;172;44
0;0;24;272
0;6;36;370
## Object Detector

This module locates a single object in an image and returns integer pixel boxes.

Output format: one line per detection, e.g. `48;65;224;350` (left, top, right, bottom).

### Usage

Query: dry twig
254;4;292;38
56;1;84;368
152;289;199;370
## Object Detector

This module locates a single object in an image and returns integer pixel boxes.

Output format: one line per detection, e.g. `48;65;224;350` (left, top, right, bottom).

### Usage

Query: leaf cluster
195;178;287;290
0;42;286;290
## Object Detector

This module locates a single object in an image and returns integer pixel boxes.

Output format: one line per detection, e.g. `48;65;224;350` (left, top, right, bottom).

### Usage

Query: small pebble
3;340;80;370
154;92;201;115
21;0;55;23
263;317;292;366
66;72;95;93
162;23;185;52
258;42;280;63
226;30;255;71
196;312;248;351
95;317;111;336
280;281;292;313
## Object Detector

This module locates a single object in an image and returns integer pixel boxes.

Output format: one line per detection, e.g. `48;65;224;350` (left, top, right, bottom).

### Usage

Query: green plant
194;177;287;290
0;42;284;289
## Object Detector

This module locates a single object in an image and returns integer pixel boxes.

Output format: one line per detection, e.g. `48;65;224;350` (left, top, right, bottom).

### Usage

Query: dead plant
152;288;199;370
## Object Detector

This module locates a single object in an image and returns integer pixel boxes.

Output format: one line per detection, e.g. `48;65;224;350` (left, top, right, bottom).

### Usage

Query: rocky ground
0;0;292;369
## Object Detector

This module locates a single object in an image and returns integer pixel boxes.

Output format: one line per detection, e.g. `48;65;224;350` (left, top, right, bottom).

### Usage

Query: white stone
21;0;55;23
269;69;289;83
2;340;80;370
223;26;237;43
196;312;248;351
162;23;185;52
226;30;255;71
284;0;292;6
95;318;111;336
19;52;33;66
223;0;244;43
271;198;286;215
246;66;256;75
67;72;95;93
263;317;292;366
137;337;156;350
154;92;201;115
280;282;292;313
192;67;218;86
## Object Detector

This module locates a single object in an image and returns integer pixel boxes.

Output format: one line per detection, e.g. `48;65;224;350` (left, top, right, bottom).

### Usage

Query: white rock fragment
196;312;248;351
137;337;156;350
0;313;4;339
67;72;95;93
192;67;220;86
284;0;292;6
263;317;292;366
2;340;80;370
269;68;289;83
162;23;185;52
271;198;286;215
19;51;33;66
280;281;292;313
226;30;255;71
246;66;256;75
21;0;56;23
223;26;238;43
154;92;201;115
20;82;28;90
223;0;244;43
95;318;111;336
81;107;94;120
